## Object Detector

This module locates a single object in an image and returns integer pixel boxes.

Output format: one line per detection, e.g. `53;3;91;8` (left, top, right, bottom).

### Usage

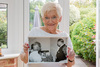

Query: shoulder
31;27;41;32
28;27;41;37
58;30;69;37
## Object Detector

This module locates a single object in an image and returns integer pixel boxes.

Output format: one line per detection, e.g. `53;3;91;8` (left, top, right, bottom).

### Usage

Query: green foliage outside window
70;17;96;62
0;11;7;48
70;5;80;26
70;0;96;63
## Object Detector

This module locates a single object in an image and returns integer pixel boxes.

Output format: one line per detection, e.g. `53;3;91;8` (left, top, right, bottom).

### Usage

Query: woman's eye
52;16;57;19
45;17;49;19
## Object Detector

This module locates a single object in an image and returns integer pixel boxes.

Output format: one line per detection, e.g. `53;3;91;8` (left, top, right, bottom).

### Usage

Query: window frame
0;3;8;49
0;0;24;55
96;0;99;66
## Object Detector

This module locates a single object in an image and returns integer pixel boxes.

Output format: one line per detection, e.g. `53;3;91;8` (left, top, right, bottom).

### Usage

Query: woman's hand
23;43;29;54
66;47;75;67
20;43;29;64
67;47;75;61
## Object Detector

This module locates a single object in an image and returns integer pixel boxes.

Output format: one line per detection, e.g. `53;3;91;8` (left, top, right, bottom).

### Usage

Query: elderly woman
20;2;75;67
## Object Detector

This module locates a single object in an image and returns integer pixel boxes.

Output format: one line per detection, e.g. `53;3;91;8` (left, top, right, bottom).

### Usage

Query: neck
43;27;58;34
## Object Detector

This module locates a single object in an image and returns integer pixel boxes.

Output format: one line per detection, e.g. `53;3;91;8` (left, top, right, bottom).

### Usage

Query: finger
68;50;75;57
23;45;28;49
25;43;29;47
68;47;71;53
69;50;73;55
69;50;75;56
68;51;75;60
23;46;28;50
25;43;28;45
23;43;29;48
68;47;71;50
23;48;28;53
72;50;75;55
23;45;28;53
71;50;75;56
23;47;28;51
67;47;72;58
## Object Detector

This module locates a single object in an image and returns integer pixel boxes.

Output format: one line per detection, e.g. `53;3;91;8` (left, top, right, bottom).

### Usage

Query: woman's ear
59;16;62;22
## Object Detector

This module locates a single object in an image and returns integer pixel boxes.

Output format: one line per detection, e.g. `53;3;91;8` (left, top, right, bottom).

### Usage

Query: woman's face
42;10;62;31
33;44;40;51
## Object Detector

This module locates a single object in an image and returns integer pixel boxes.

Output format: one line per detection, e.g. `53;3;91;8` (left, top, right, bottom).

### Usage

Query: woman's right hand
23;43;29;54
20;43;29;63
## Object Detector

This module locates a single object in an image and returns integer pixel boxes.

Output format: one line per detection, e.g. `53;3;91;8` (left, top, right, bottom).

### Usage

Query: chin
48;26;56;31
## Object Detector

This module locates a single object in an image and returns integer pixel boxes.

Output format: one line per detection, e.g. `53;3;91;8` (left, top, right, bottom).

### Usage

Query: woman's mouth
47;24;55;26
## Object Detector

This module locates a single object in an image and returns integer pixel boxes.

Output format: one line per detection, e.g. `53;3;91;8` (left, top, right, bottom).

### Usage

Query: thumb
68;47;71;53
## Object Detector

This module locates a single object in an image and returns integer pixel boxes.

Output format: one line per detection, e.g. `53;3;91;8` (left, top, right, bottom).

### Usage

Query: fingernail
28;45;30;48
27;44;30;48
67;56;69;58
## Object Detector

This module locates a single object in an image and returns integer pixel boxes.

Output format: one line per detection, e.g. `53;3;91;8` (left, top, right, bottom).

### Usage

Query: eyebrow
45;15;57;17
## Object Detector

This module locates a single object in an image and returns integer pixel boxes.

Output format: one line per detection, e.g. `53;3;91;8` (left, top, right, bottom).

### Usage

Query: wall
0;58;18;67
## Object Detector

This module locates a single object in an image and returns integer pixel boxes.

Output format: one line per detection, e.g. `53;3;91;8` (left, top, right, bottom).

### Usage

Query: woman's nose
48;18;52;23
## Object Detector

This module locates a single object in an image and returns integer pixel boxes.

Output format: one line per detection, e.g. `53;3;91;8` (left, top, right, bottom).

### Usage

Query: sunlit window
0;3;8;48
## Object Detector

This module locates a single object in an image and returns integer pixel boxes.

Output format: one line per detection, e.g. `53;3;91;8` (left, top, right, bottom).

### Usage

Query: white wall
58;0;69;34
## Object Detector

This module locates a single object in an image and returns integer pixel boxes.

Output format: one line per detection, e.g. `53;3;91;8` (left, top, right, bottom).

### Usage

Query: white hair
41;2;62;17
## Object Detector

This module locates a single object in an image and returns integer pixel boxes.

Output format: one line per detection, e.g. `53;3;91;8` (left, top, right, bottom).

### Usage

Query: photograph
28;37;68;63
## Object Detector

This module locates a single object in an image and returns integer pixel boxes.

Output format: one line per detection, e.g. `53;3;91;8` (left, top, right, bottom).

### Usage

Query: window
0;3;8;48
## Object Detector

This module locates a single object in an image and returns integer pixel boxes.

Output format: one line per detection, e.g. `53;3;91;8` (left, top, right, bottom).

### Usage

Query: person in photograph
20;2;75;67
40;50;53;62
55;38;67;62
29;42;42;62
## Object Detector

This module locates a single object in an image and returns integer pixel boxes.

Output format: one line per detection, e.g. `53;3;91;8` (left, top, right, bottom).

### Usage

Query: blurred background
0;0;100;67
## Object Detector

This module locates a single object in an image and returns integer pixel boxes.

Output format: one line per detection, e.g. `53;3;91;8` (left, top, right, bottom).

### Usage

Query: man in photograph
55;38;67;62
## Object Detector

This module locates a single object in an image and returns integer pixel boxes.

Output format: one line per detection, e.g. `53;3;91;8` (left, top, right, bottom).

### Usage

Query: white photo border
28;37;68;64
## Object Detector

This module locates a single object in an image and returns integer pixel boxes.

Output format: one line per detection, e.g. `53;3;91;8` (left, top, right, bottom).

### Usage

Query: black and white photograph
28;37;68;63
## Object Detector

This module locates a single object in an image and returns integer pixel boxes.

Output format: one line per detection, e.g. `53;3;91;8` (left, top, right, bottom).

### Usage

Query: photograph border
28;36;68;64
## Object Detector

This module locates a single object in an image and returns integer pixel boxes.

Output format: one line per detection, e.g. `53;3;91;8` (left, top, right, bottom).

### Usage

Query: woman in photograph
56;38;67;62
20;2;75;67
29;42;42;62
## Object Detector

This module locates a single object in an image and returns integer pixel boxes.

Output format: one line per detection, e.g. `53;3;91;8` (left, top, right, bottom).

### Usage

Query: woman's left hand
65;47;75;67
67;47;75;61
